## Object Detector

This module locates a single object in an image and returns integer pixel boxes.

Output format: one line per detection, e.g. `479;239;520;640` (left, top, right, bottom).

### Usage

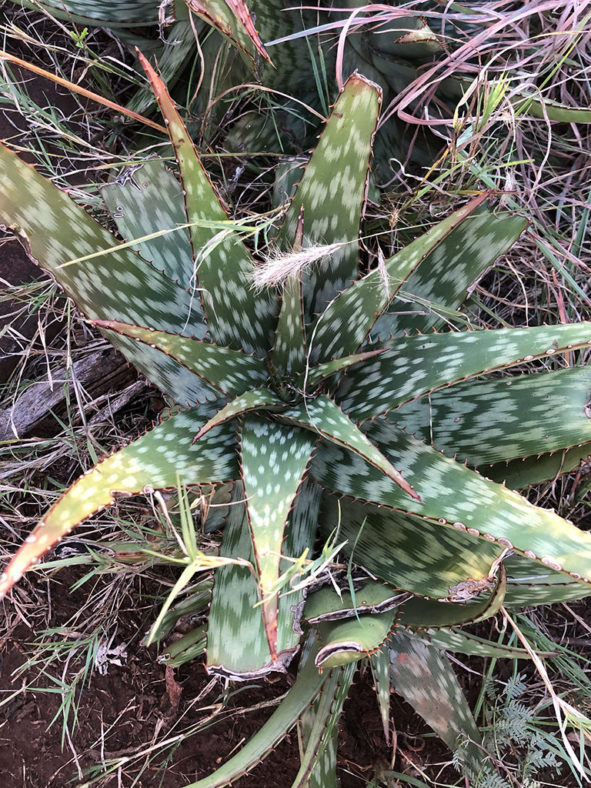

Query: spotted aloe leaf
0;404;238;597
276;479;322;644
373;210;528;337
12;0;158;25
295;662;356;788
275;73;382;319
207;481;320;678
127;18;200;115
101;159;196;287
0;148;195;333
206;487;286;678
299;348;385;391
321;495;502;600
91;320;268;396
310;194;494;360
486;442;591;490
240;416;315;657
0;142;211;404
193;388;284;440
337;322;591;422
392;366;591;467
316;611;397;669
280;396;419;499
503;554;591;607
407;629;544;660
388;633;484;779
272;274;306;373
314;422;591;586
139;52;276;356
185;0;271;70
191;637;331;788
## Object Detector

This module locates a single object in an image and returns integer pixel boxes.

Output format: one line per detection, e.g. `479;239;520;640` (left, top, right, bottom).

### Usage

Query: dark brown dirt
2;591;586;788
0;612;447;788
0;624;298;787
0;586;396;788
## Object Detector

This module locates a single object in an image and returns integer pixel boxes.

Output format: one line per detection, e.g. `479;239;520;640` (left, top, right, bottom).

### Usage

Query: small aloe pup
1;52;591;785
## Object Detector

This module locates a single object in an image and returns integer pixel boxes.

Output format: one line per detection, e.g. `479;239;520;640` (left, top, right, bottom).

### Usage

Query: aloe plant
1;50;591;785
8;0;589;173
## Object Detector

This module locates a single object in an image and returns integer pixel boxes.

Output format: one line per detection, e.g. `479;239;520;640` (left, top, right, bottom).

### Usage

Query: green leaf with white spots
91;320;268;397
108;333;220;405
392;366;591;466
276;479;322;647
320;495;502;600
503;554;591;608
101;159;199;290
406;630;542;660
273;157;306;208
309;195;491;362
10;0;158;25
313;421;591;585
207;481;320;678
370;645;392;744
271;274;306;374
206;486;290;678
127;19;200;115
101;159;197;288
316;611;397;668
300;348;385;391
373;210;527;337
193;388;284;440
191;637;330;788
280;396;419;500
388;633;483;778
240;416;315;657
185;0;271;71
139;53;277;356
0;144;199;333
275;73;382;319
0;142;214;404
337;323;591;422
0;403;239;598
485;442;591;490
305;581;409;624
294;662;355;788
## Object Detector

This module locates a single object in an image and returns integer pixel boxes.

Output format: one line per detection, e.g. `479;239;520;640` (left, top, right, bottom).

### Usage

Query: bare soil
0;570;438;787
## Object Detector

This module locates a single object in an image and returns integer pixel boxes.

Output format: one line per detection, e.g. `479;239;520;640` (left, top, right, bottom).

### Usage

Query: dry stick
0;50;167;135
